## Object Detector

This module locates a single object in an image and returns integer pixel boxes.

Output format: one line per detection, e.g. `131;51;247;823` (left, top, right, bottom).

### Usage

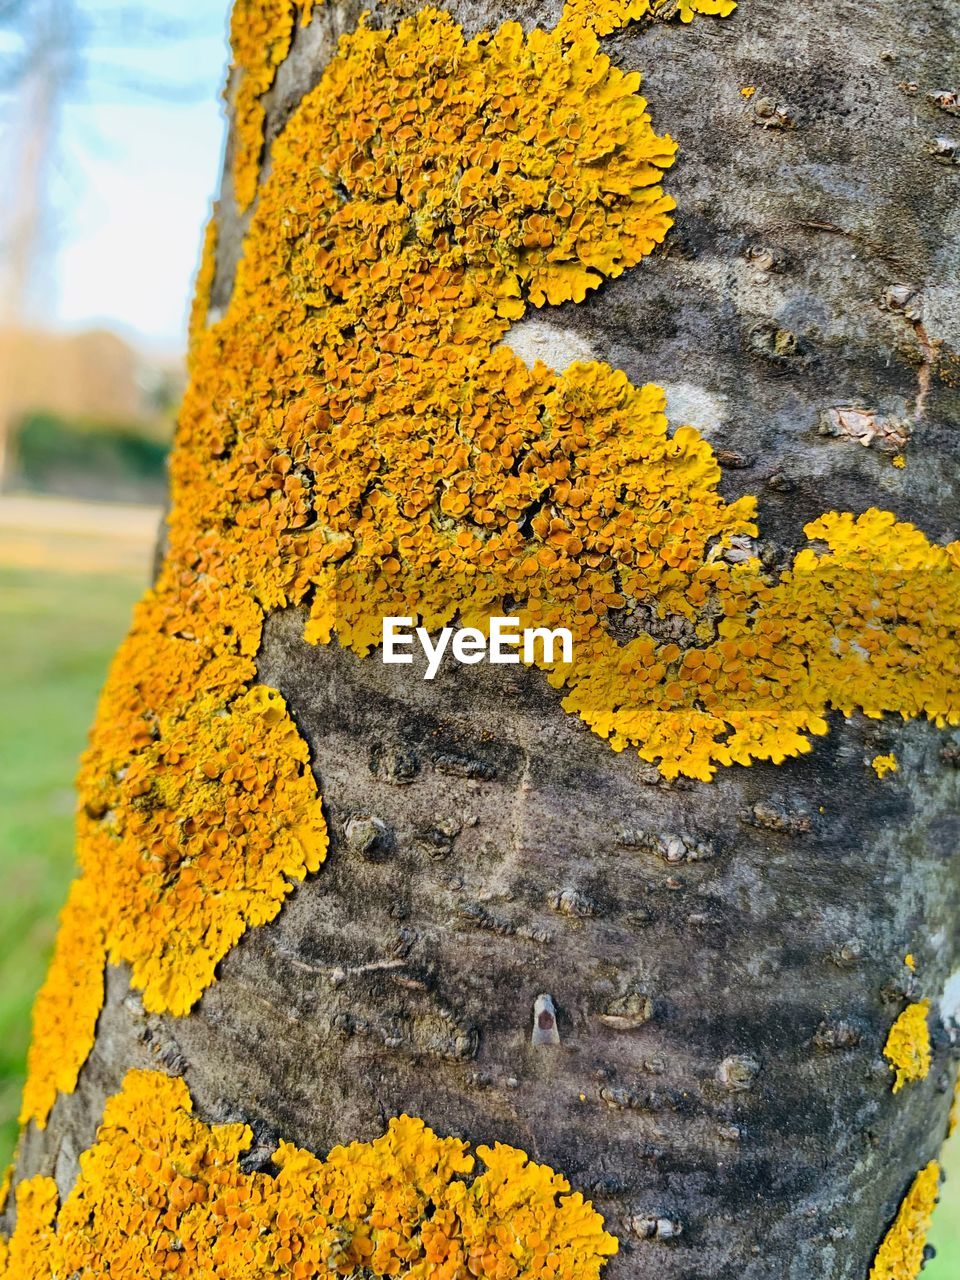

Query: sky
3;0;231;352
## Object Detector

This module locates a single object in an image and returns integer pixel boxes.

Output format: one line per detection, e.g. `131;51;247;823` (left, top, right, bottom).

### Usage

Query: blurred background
0;0;227;1145
0;0;956;1269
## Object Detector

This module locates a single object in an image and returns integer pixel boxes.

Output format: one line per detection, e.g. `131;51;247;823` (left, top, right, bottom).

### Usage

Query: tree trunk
2;1;959;1278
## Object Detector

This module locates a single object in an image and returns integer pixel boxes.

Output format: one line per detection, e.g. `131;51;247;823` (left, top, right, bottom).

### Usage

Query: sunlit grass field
0;562;956;1272
0;567;143;1152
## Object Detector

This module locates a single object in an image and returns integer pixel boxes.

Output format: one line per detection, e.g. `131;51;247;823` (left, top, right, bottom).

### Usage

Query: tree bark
3;1;960;1278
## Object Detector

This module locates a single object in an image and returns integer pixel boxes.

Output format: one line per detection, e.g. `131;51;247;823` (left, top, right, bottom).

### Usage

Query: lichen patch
869;1161;940;1280
2;1070;617;1279
230;0;318;212
883;1001;932;1093
13;0;960;1149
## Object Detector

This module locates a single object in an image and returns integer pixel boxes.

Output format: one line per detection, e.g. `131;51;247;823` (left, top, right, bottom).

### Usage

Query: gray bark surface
7;1;960;1277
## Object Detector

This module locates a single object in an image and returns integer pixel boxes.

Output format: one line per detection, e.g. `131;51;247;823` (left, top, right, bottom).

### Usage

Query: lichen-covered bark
3;1;960;1277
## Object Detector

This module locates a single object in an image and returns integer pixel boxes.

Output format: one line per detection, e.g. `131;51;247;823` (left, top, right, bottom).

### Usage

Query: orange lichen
18;655;327;1132
883;1001;932;1093
16;0;960;1140
872;753;898;778
19;0;686;1133
79;681;326;1015
0;1070;617;1280
188;6;960;784
868;1161;940;1280
230;0;318;212
188;217;218;361
19;878;105;1129
18;572;327;1129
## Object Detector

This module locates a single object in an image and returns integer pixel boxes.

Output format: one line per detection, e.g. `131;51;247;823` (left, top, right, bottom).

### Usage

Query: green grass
927;1134;960;1279
0;565;144;1159
0;562;956;1277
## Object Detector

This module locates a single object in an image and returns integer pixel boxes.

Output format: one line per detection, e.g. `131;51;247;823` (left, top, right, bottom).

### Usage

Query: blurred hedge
9;411;169;504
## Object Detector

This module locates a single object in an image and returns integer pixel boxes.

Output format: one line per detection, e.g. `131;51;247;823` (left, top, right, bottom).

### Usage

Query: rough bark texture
7;1;960;1277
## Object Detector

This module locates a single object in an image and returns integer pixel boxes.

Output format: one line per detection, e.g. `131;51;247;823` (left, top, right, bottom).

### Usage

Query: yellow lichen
872;753;898;778
869;1161;940;1280
193;5;960;785
949;1066;959;1137
904;953;916;971
188;217;218;361
18;661;327;1131
892;454;906;469
556;0;649;38
20;0;689;1133
883;1001;932;1093
557;0;734;37
19;878;105;1129
0;1070;618;1280
230;0;318;212
0;1176;57;1280
671;0;737;19
16;0;960;1138
81;681;326;1015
